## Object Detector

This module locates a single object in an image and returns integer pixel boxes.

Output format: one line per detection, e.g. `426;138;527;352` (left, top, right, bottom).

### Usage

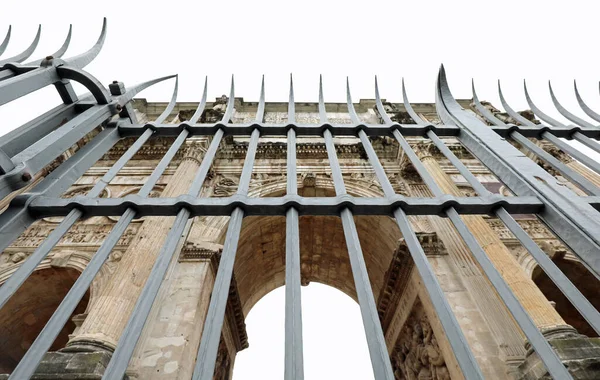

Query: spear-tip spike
0;24;41;64
189;75;209;124
523;79;563;127
153;74;179;124
549;79;595;128
0;25;11;56
64;17;107;69
573;79;600;123
229;74;235;99
401;78;426;125
50;24;73;59
471;78;478;100
436;63;460;109
345;76;361;124
496;79;534;127
374;75;381;100
116;74;177;106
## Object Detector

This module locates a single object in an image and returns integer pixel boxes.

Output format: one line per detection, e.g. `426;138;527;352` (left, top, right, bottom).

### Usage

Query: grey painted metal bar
119;121;462;138
468;85;600;334
473;81;598;195
193;130;261;380
437;68;574;379
0;25;71;83
512;132;600;196
0;102;81;158
0;74;176;200
431;129;600;335
0;64;62;107
572;132;600;156
101;127;224;379
28;193;543;218
544;132;600;176
0;126;150;311
98;83;216;379
396;129;573;379
284;74;304;380
10;105;112;172
0;74;178;310
11;126;185;378
9;79;182;379
324;131;394;380
496;82;600;195
460;74;600;280
0;125;120;253
323;76;394;380
574;80;600;123
352;78;484;379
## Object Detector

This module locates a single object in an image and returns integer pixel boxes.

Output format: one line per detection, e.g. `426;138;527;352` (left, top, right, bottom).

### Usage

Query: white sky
1;1;600;379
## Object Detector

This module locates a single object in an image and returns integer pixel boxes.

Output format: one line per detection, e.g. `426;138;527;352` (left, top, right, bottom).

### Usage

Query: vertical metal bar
9;129;188;379
101;76;225;379
0;126;121;252
463;87;600;334
572;132;600;156
10;79;184;379
0;128;153;311
192;128;260;380
285;74;304;380
347;78;484;379
432;69;573;379
322;77;394;380
543;132;600;176
0;25;41;65
100;128;225;380
511;132;600;196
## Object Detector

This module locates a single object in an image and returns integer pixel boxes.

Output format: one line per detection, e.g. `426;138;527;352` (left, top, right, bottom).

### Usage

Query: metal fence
1;19;600;380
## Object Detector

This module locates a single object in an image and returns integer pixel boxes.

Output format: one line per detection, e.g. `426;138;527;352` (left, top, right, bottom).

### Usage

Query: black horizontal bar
28;194;543;218
117;122;600;139
118;122;460;137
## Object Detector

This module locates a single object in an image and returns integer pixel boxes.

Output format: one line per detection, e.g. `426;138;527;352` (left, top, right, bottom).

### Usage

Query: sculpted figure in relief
392;310;450;379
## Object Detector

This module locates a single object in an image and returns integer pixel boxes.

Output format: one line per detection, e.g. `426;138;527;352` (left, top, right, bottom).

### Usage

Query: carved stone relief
391;301;450;380
213;175;239;197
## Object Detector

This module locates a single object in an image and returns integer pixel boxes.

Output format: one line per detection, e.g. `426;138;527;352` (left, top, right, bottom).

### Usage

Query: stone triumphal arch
3;19;600;380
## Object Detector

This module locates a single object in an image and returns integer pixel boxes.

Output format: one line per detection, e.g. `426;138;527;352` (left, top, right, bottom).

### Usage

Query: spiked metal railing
1;20;600;380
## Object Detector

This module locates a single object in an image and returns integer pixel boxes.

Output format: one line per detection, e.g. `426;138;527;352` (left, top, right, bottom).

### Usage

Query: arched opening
205;183;402;378
533;258;600;337
231;214;401;316
232;283;374;380
0;267;90;373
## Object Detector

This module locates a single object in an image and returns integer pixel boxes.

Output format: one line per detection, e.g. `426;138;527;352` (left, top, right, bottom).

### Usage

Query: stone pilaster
66;143;206;352
413;142;569;333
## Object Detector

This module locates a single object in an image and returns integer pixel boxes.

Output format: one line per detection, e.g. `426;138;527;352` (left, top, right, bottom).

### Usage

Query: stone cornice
377;233;447;334
377;238;415;333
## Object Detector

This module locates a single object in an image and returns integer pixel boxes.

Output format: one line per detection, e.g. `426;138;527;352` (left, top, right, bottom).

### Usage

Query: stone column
413;142;569;333
67;143;206;352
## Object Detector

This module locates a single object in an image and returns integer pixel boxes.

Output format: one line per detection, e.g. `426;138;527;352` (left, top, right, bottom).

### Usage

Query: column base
518;328;600;379
0;350;128;380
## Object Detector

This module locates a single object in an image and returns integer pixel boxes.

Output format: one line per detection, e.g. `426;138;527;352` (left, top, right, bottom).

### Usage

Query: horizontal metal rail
26;194;543;217
117;121;600;139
